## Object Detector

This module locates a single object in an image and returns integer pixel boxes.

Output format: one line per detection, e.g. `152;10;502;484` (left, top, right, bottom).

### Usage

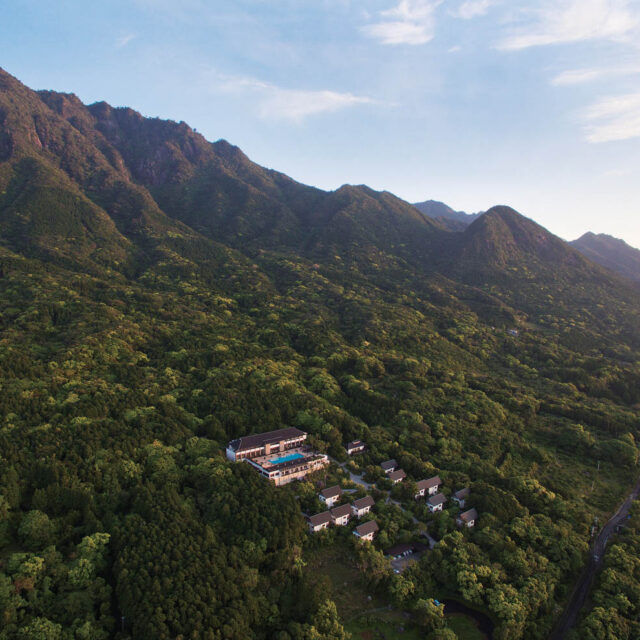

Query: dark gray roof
355;520;379;536
454;488;470;500
331;504;351;518
427;492;447;506
353;496;375;510
228;427;305;453
389;469;406;481
347;440;365;449
459;508;478;523
381;459;397;471
309;511;332;526
384;543;413;556
320;485;342;499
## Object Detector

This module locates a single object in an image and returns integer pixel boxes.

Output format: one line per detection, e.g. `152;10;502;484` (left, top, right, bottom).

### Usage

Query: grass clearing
446;612;489;639
345;610;422;640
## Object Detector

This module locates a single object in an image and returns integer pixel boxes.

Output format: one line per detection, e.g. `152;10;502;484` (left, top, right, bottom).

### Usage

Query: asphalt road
549;477;640;639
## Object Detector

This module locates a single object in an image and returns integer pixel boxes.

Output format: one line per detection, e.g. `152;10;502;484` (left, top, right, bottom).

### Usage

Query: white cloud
361;0;442;45
498;0;640;50
115;33;136;48
552;63;640;85
583;92;640;142
214;74;374;123
453;0;495;20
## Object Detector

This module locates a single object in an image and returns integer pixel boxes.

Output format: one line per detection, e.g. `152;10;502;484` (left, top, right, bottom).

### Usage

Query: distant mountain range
414;199;640;283
571;232;640;283
413;199;482;231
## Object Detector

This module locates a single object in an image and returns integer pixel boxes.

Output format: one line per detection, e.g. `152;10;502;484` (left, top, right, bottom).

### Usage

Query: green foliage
0;68;639;639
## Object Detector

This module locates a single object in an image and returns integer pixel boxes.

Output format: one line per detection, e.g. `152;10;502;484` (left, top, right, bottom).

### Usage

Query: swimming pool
269;452;304;465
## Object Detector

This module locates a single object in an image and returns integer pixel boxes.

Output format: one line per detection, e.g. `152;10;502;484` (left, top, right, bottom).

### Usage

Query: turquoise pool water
269;452;304;465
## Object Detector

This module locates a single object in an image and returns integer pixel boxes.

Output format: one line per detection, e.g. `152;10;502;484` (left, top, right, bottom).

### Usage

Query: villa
457;508;478;528
346;440;366;455
381;460;398;474
452;488;470;508
354;520;379;542
227;428;328;486
427;493;447;513
351;496;375;518
308;511;332;532
389;469;406;484
320;485;342;507
331;503;351;526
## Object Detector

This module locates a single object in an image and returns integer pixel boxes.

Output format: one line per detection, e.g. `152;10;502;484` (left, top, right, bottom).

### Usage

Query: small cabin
388;469;406;484
346;440;366;455
308;511;332;532
351;496;375;518
354;520;379;542
381;459;397;474
319;485;342;508
457;508;478;528
452;488;470;508
330;503;351;526
427;493;447;513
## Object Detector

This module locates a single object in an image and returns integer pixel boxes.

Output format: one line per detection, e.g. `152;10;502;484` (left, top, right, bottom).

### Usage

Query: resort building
319;485;342;507
427;493;447;513
330;503;351;526
381;460;397;474
457;508;478;528
452;488;470;508
389;469;406;484
227;428;328;486
226;427;307;462
354;520;379;542
308;511;332;532
346;440;366;455
351;496;375;518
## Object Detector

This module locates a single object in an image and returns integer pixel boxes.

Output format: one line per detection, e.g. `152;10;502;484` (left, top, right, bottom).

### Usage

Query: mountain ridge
571;231;640;283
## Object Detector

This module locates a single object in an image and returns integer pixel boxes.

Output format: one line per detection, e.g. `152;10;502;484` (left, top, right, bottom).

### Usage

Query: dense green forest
0;67;639;639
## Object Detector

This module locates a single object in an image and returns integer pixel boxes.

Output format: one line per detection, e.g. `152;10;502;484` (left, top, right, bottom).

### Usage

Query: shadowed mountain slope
571;232;640;283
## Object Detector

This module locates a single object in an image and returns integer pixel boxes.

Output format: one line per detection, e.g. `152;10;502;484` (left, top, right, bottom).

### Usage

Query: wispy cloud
583;91;640;142
453;0;496;20
498;0;640;50
115;33;137;48
214;74;375;123
552;63;640;85
361;0;442;45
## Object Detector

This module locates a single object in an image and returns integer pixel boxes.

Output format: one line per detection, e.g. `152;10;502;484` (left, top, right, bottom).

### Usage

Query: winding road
549;477;640;639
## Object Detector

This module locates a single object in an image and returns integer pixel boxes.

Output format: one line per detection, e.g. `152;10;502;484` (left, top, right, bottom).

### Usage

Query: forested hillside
1;68;639;640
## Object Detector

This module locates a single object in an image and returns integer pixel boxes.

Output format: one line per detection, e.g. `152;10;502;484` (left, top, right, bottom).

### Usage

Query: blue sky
3;0;640;247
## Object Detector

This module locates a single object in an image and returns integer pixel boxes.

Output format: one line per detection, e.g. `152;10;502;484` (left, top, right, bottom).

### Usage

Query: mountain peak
571;231;640;282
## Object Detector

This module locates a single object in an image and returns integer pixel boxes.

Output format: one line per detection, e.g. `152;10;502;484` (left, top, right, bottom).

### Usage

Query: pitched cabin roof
454;488;470;500
381;459;397;471
331;504;351;519
353;496;375;510
459;508;478;523
320;485;342;500
388;469;406;482
355;520;379;536
347;440;365;449
425;475;442;488
427;492;447;507
228;427;305;452
308;511;332;527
